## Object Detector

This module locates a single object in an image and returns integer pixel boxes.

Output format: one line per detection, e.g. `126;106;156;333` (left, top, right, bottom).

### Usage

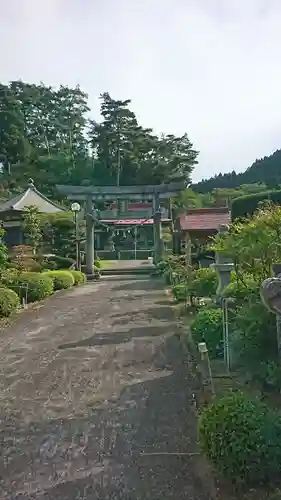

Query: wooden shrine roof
0;180;65;214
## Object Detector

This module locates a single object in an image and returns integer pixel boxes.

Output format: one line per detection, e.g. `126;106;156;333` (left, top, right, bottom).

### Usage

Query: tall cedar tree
88;92;198;186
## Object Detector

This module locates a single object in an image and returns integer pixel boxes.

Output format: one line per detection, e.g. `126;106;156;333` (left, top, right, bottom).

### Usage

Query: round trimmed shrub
198;390;281;485
190;307;223;358
69;270;87;285
94;259;101;269
42;270;75;290
0;287;20;316
16;272;54;302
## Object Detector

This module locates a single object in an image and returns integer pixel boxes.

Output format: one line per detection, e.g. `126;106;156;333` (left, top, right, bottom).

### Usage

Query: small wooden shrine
0;179;65;247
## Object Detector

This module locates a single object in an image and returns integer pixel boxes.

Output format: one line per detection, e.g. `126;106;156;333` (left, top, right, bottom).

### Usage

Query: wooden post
198;342;215;405
185;231;192;266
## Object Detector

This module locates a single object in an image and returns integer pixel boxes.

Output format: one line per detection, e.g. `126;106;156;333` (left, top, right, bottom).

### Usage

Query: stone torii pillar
152;193;163;263
85;196;94;275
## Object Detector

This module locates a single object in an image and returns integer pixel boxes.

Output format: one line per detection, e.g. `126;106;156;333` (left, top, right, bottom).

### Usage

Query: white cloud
1;0;281;181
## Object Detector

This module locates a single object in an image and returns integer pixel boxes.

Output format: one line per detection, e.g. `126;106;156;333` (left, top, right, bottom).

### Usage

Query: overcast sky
1;0;281;182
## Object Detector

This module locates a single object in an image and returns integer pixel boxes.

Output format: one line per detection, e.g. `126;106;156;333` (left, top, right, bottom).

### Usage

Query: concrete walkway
0;277;215;499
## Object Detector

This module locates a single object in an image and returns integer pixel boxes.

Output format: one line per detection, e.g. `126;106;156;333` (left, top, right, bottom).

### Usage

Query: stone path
0;277;215;499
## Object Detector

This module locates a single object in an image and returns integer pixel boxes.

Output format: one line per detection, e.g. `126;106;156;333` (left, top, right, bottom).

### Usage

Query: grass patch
99;260;117;268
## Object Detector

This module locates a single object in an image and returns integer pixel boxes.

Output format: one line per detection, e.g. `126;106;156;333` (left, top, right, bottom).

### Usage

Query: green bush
190;307;223;358
93;265;101;279
223;277;259;302
189;267;217;298
28;261;43;272
40;212;81;257
172;283;187;302
165;270;180;285
49;255;74;269
156;260;169;273
259;361;281;390
0;287;20;316
232;299;277;382
0;268;20;286
69;270;87;285
153;260;168;277
42;259;57;270
6;272;54;303
42;270;75;290
198;390;281;485
94;259;101;269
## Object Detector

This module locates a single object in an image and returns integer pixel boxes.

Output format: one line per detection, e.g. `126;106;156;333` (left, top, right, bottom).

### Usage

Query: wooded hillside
192;149;281;193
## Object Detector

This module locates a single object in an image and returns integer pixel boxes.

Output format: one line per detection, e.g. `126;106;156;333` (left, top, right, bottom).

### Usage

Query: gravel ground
0;276;216;499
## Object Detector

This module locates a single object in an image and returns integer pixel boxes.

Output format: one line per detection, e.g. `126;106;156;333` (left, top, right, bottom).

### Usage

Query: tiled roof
180;208;230;231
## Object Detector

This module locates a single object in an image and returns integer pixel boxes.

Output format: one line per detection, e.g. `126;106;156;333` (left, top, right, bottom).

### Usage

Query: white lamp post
71;202;81;270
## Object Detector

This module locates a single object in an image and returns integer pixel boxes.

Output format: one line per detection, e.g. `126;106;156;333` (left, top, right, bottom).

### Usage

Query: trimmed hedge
198;390;281;485
17;272;54;302
69;270;87;285
1;270;54;303
190;307;223;358
0;287;20;316
42;270;75;290
231;189;281;220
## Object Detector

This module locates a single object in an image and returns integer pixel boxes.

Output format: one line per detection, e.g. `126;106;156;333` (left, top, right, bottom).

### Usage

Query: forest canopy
0;82;198;198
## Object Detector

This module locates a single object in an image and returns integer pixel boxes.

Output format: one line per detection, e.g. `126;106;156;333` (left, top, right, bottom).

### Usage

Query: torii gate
57;182;185;274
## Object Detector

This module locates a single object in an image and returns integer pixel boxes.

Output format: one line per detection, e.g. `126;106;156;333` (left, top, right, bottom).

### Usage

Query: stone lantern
211;224;234;297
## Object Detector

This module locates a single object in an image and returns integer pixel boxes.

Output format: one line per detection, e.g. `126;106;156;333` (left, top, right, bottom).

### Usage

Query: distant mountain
192;149;281;193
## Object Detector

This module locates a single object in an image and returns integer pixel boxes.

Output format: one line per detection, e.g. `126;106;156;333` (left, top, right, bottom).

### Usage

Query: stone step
102;274;152;281
86;266;154;280
101;267;153;276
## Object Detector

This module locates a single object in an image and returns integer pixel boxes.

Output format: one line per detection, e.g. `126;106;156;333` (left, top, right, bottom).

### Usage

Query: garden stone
260;275;281;315
261;274;281;361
